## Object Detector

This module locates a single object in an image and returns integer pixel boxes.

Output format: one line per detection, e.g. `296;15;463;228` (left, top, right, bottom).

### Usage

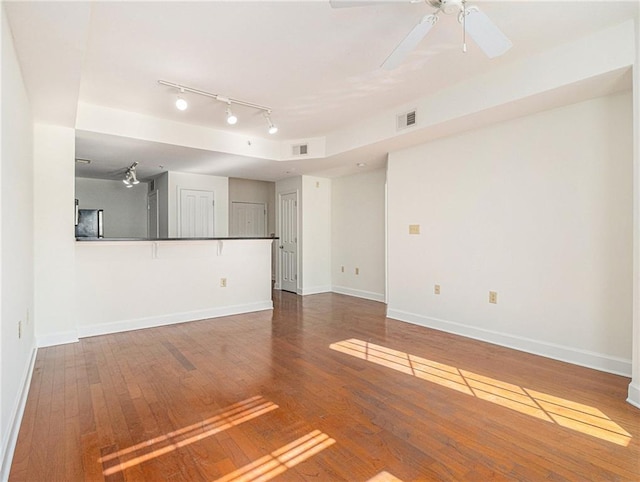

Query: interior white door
279;191;298;293
148;190;159;238
231;202;266;237
179;189;214;238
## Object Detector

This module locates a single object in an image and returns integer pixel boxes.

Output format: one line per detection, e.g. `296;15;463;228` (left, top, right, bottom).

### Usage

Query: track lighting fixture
158;80;278;135
122;162;140;188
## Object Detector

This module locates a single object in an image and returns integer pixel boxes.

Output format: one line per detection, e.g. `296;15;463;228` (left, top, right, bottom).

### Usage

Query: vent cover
292;144;309;156
397;109;417;130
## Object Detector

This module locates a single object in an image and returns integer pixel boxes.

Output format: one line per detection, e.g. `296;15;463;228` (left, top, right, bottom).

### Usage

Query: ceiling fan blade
463;7;512;58
381;14;437;70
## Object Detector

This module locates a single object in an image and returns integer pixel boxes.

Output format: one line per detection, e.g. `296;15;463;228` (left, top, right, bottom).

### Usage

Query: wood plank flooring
9;291;640;481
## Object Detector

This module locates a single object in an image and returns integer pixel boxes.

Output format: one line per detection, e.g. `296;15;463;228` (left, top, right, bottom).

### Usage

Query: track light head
176;96;188;111
265;112;278;135
226;107;238;125
175;87;188;111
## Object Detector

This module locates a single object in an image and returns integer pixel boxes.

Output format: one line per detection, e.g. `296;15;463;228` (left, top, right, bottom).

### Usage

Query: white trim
77;301;273;339
628;382;640;409
332;285;385;303
301;285;331;296
0;346;37;482
36;330;79;348
387;308;632;377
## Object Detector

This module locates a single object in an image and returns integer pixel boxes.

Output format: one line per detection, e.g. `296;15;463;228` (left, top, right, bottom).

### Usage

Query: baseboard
332;285;385;303
36;330;79;348
386;308;632;377
0;345;37;482
77;301;274;339
300;285;331;296
628;382;640;409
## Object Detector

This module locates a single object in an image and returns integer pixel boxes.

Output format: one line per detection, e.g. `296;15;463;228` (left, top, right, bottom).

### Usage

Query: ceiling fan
330;0;512;70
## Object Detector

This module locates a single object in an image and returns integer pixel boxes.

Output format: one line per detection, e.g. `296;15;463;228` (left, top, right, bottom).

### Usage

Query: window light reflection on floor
99;395;279;476
214;430;336;482
366;470;404;482
329;338;632;447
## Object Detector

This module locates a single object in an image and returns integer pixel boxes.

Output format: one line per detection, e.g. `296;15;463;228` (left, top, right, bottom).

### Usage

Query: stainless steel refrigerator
75;208;104;238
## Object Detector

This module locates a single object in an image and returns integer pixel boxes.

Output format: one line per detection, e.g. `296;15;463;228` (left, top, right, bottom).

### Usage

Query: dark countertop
76;237;279;242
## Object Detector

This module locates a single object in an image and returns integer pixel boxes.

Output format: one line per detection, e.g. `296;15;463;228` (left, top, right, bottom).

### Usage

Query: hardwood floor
9;291;640;481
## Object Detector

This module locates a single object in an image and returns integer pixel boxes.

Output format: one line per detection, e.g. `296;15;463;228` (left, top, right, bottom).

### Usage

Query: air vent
292;144;309;156
397;109;417;130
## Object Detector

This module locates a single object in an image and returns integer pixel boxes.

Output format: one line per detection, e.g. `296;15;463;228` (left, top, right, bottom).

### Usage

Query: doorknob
279;245;284;249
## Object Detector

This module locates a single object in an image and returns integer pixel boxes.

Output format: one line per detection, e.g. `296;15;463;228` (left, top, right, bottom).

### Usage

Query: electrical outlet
489;291;498;304
434;284;441;295
18;320;22;339
220;278;227;288
409;224;420;235
355;267;359;275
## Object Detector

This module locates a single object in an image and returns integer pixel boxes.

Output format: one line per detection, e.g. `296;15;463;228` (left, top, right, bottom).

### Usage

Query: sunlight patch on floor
330;338;632;447
99;395;279;475
214;430;336;482
366;470;404;482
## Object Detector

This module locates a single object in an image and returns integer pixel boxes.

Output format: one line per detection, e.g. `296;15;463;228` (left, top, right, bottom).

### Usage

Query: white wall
75;240;273;337
0;8;36;476
301;176;331;295
629;8;640;408
167;172;228;237
274;175;334;296
332;169;386;302
75;177;148;238
387;92;633;375
34;124;77;348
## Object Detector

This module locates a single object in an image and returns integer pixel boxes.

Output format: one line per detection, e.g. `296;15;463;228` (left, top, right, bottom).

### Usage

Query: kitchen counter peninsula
75;237;275;339
76;236;278;241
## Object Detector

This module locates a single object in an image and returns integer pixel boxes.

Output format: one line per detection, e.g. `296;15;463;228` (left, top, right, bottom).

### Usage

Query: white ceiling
4;0;638;181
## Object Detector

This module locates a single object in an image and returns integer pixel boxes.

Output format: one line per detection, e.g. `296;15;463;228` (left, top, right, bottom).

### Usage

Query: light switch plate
409;224;420;235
